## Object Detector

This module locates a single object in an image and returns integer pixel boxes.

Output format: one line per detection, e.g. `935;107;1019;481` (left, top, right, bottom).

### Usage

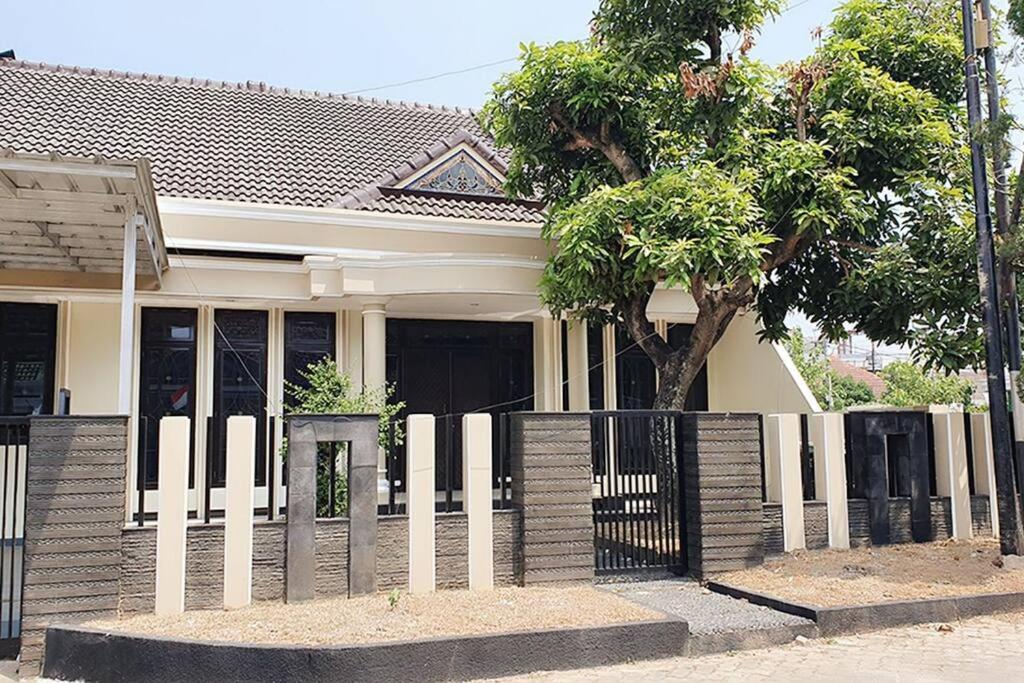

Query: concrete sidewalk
503;611;1024;682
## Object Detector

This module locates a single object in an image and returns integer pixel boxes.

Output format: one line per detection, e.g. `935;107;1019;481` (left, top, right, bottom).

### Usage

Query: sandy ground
85;585;663;646
717;539;1024;607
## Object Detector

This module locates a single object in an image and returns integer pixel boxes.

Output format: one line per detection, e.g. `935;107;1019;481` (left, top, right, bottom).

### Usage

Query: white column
224;416;256;609
407;415;436;594
932;411;973;539
971;412;999;538
463;414;494;590
155;416;189;616
809;413;850;549
362;303;387;479
565;321;590;411
117;208;138;414
532;319;559;411
766;414;805;551
361;303;387;392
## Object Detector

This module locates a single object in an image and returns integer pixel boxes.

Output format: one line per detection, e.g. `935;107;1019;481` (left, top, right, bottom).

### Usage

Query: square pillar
155;416;190;616
407;415;436;594
463;414;494;590
971;412;999;538
765;414;805;552
809;413;850;549
932;411;972;539
223;416;256;609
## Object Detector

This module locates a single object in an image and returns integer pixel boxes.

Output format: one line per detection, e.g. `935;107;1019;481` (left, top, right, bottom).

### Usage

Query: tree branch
549;103;645;183
617;285;672;367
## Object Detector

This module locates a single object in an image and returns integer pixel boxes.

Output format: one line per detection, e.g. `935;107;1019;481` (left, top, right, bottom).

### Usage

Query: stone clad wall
118;511;522;614
681;413;764;577
509;413;594;585
20;416;128;674
762;497;993;555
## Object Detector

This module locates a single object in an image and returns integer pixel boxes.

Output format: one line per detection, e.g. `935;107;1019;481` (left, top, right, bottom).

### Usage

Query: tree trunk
652;306;738;410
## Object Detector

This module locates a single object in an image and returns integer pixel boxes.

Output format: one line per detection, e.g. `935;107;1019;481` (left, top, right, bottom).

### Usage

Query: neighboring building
828;356;885;399
0;59;814;520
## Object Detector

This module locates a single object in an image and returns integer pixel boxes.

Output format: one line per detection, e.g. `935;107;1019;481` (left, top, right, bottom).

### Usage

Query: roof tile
0;59;541;223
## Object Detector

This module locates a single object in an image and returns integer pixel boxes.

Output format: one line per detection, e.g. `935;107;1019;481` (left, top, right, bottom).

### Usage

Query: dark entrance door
137;308;198;496
386;319;533;505
212;310;268;493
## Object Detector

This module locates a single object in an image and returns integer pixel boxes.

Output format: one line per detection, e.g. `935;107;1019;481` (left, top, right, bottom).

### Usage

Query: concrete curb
42;618;690;682
706;581;1024;637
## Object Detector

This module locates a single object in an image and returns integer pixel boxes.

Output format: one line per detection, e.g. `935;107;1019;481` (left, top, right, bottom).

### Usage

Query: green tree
784;329;874;410
283;358;404;517
877;360;974;407
483;0;980;408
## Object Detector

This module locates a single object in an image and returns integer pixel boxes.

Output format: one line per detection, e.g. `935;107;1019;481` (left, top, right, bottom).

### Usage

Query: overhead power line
342;0;821;96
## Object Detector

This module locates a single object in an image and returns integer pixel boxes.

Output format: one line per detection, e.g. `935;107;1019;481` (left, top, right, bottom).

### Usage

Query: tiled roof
0;59;543;223
829;357;886;398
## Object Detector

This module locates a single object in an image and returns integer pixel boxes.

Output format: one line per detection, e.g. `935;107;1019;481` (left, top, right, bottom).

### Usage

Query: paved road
503;612;1024;682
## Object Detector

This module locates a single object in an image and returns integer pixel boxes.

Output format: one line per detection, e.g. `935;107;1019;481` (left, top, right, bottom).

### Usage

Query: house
828;356;886;399
0;58;815;521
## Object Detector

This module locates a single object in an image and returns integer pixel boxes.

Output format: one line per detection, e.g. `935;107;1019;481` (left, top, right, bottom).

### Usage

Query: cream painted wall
707;312;819;414
65;301;121;414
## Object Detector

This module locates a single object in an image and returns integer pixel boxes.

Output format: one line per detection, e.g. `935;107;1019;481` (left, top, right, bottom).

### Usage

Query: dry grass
86;585;663;647
717;539;1024;608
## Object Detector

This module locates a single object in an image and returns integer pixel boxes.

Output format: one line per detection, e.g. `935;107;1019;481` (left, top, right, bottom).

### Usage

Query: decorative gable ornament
404;150;504;197
331;129;513;210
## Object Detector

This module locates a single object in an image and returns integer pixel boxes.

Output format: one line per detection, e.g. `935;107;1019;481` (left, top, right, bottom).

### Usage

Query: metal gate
590;411;686;575
0;418;27;657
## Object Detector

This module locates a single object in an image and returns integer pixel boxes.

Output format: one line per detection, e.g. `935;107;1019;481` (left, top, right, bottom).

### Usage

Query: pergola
0;149;169;412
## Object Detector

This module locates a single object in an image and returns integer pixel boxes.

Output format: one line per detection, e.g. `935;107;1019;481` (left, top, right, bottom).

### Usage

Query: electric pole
960;0;1024;555
978;0;1024;524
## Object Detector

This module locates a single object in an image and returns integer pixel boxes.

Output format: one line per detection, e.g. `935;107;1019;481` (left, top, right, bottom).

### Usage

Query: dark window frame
0;302;57;416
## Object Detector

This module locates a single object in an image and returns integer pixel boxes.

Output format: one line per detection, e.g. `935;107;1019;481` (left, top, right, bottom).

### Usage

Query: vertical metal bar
498;413;507;510
590;414;599;572
328;442;337;518
623;414;635;570
16;424;26;639
8;423;21;641
676;412;687;571
444;416;453;513
641;415;653;567
758;413;766;502
267;416;276;521
204;416;214;524
0;425;9;639
137;416;148;527
387;423;396;515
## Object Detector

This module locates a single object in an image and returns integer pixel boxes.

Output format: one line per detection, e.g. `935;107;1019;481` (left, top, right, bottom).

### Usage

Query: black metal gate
590;411;686;575
0;418;28;657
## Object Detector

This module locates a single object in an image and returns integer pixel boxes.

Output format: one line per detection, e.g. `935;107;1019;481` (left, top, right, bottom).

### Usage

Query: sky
0;0;1014;355
1;0;843;108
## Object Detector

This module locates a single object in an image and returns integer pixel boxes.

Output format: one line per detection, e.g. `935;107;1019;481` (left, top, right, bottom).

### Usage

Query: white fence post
463;414;494;590
809;413;850;549
932;410;973;540
766;414;805;552
970;412;999;538
155;416;189;616
224;415;256;609
407;415;435;594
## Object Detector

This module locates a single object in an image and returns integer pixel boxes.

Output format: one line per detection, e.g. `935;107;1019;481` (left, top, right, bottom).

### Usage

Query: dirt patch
86;585;663;646
716;539;1024;608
